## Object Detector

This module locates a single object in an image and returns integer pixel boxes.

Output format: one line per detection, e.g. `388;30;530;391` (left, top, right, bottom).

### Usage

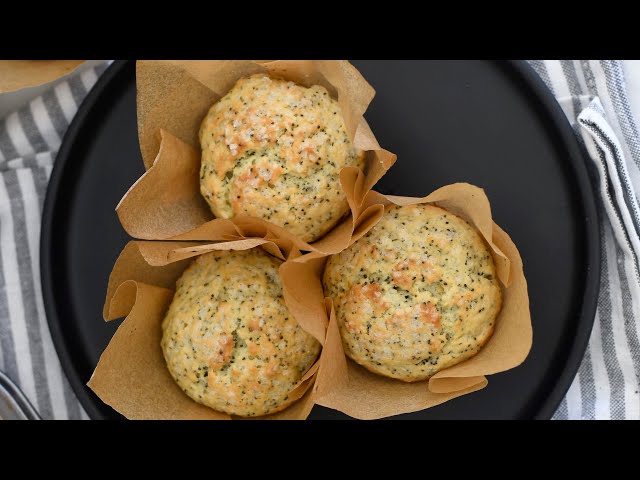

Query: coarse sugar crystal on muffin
199;74;365;242
161;248;321;417
323;204;502;382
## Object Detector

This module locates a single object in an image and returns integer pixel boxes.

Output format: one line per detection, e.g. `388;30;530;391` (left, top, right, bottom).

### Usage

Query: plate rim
505;60;600;418
40;59;600;420
41;60;131;420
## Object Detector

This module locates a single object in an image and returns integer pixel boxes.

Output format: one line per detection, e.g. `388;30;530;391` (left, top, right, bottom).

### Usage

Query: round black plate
41;60;600;420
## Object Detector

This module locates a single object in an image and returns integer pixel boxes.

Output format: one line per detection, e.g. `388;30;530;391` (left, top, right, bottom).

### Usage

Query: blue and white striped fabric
0;61;110;419
0;60;638;419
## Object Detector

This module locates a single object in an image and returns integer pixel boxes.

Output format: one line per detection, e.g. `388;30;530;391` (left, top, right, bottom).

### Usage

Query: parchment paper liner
117;60;396;255
281;183;533;419
0;60;85;93
89;231;330;420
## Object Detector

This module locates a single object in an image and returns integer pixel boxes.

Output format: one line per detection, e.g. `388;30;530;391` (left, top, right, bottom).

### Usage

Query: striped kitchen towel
0;61;110;419
0;60;638;419
528;60;640;419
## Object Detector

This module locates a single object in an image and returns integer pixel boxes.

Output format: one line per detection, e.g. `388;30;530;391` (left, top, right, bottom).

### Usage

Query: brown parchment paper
89;229;329;420
117;60;396;256
281;183;533;419
0;60;85;93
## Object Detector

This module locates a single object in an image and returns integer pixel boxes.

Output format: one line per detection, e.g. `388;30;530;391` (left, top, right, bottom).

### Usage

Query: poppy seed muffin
161;248;321;417
323;204;502;382
199;74;365;242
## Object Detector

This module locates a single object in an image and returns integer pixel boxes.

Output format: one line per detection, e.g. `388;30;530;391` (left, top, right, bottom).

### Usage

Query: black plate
41;60;600;420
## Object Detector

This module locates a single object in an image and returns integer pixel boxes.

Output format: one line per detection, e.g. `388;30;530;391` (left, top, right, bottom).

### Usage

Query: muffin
323;204;502;382
199;74;365;242
161;248;321;417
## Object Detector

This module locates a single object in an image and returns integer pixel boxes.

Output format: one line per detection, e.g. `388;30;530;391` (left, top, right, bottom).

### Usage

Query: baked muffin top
323;204;502;382
199;74;365;242
162;248;321;417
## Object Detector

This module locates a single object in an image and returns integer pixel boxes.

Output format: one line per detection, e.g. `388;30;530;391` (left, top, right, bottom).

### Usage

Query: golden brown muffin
323;204;502;382
161;249;321;417
199;74;365;242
